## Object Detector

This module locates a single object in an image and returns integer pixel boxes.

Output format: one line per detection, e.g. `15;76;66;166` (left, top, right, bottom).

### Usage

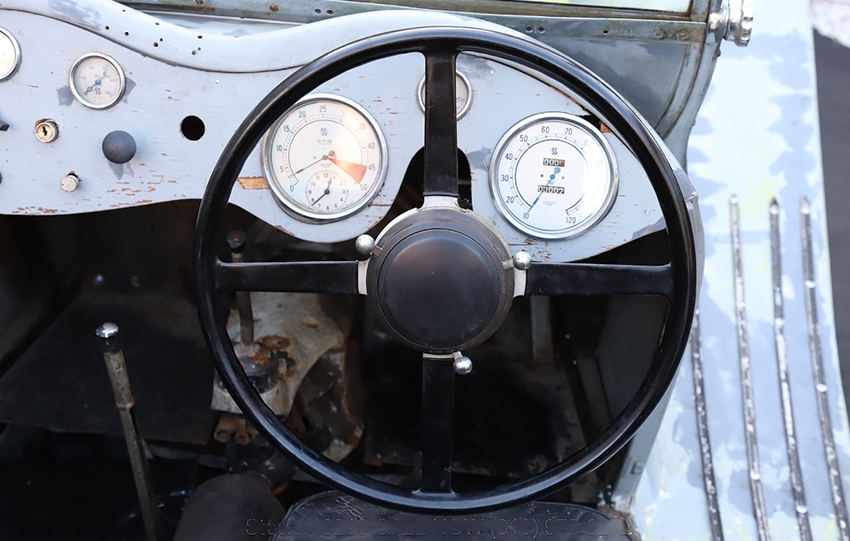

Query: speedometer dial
69;53;126;109
490;113;618;240
262;94;387;221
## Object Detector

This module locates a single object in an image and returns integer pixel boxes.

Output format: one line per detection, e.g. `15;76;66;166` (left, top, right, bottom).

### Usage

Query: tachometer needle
328;157;367;184
295;154;328;175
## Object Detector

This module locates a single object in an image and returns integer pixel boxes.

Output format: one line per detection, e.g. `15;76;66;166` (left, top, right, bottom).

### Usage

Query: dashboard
0;1;698;263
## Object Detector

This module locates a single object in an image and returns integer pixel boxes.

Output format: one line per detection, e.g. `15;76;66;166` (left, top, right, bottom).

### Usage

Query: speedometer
262;94;387;221
490;113;618;239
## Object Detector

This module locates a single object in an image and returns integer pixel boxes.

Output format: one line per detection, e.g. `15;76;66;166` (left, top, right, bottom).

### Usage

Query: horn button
367;208;515;354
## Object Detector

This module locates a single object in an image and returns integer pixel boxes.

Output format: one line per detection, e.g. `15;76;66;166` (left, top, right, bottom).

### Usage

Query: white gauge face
70;53;126;109
490;113;618;240
0;28;21;81
418;71;472;119
263;94;388;221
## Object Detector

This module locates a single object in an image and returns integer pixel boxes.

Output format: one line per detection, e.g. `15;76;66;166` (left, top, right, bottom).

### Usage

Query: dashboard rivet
60;173;81;193
453;353;473;375
355;234;376;256
513;251;532;271
35;119;59;143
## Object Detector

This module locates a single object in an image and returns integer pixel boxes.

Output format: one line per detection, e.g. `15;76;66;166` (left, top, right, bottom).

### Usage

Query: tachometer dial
490;113;618;239
69;53;125;109
262;94;387;221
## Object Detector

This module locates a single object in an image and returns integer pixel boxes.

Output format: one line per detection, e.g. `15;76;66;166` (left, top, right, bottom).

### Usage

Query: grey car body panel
0;1;698;263
635;1;850;539
3;1;848;539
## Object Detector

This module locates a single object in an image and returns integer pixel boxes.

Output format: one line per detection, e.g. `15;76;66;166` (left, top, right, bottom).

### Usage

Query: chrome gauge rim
69;52;126;110
261;93;389;222
417;70;472;119
489;112;619;240
0;27;21;82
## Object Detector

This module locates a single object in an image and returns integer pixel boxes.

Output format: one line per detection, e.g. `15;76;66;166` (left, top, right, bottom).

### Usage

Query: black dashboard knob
102;130;136;164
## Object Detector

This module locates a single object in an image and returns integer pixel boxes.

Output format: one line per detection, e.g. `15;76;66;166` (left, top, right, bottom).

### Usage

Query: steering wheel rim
195;26;697;513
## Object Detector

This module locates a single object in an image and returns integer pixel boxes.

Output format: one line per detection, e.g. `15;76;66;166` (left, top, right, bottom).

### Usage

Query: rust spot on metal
600;123;612;133
258;335;291;351
238;176;269;190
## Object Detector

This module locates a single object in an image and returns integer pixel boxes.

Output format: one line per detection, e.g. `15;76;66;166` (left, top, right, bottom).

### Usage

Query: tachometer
490;113;618;239
262;94;387;221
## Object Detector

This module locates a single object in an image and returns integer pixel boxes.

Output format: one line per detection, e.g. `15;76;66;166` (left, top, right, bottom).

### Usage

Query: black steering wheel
194;26;697;513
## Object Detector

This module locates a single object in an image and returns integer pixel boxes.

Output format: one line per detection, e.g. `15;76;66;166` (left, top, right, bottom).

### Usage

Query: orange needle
328;156;367;184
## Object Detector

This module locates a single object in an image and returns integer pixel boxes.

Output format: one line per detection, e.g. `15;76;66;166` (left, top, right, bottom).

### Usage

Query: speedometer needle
529;166;561;211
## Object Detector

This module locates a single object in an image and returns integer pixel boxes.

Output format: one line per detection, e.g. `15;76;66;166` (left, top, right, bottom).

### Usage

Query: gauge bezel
261;93;389;223
0;27;21;82
69;52;126;110
489;112;619;240
417;70;472;120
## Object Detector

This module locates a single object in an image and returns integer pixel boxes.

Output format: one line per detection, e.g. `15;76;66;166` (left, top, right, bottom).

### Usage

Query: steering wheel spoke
525;262;674;299
419;354;456;494
215;260;360;294
422;47;460;198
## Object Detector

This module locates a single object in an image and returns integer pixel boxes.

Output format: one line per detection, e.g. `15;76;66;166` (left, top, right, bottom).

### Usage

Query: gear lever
96;322;160;541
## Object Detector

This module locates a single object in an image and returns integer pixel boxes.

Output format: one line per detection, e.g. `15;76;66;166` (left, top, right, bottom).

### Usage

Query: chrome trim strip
690;309;725;541
801;197;850;541
730;195;771;541
770;199;812;541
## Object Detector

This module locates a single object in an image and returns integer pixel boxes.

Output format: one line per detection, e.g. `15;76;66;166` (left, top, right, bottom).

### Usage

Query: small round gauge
0;27;21;81
490;113;618;240
417;71;472;119
262;94;388;221
69;53;126;109
304;170;350;210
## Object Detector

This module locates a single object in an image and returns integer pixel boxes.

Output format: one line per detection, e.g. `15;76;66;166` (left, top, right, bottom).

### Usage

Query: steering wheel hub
367;207;514;354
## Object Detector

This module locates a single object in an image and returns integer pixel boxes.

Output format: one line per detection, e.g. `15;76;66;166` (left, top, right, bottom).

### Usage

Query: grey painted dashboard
0;0;697;263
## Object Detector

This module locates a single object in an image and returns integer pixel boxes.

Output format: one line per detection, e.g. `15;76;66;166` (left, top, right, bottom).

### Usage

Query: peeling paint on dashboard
237;176;269;190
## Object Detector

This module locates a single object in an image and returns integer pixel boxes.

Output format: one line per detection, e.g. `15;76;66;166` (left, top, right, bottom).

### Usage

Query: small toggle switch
102;130;137;164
